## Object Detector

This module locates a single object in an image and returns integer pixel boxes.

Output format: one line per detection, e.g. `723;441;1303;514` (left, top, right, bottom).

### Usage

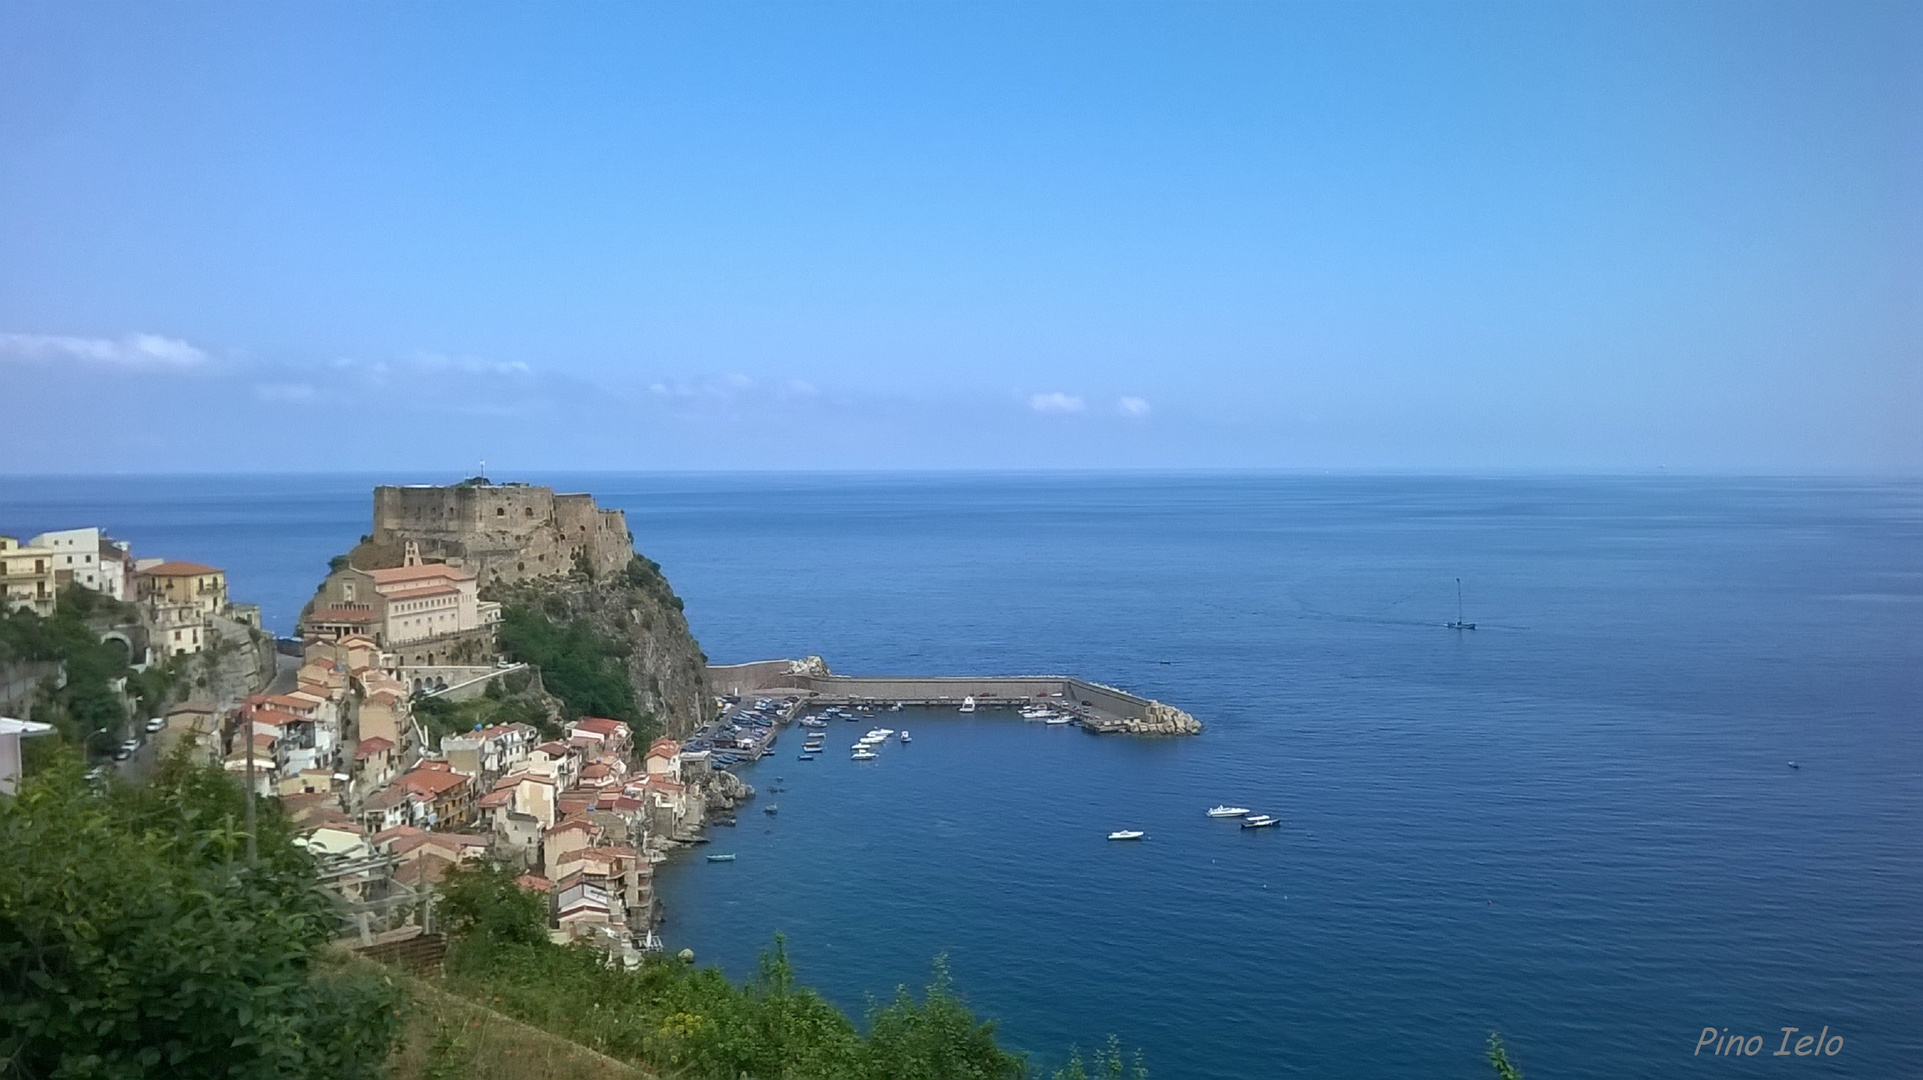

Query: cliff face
486;559;716;739
318;483;717;741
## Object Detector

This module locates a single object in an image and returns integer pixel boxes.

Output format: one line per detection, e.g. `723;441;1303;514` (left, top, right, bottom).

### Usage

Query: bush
0;750;403;1077
496;606;637;723
434;865;1029;1080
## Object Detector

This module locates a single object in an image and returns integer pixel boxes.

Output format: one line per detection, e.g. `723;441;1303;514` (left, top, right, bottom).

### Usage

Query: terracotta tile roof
515;873;554;893
544;818;594;838
646;737;680;758
476;789;513;809
368;563;475;586
354;736;395;759
373;824;426;846
398;770;469;797
143;560;221;576
574;717;628;738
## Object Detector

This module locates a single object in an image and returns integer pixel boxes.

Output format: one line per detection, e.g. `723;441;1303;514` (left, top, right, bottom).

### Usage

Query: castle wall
367;484;633;587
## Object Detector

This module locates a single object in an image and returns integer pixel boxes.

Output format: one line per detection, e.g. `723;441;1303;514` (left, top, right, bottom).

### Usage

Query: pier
705;658;1202;736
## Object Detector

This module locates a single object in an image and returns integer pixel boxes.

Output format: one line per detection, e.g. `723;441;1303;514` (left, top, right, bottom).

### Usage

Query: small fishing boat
764;804;779;816
889;702;903;712
798;753;817;761
899;731;911;743
1207;806;1252;818
1107;830;1146;841
959;696;976;713
1241;815;1281;829
1045;716;1073;726
851;749;877;761
714;817;737;827
707;853;736;862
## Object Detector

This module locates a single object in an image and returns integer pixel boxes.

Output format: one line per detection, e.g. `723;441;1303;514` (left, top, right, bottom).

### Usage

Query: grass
330;951;653;1080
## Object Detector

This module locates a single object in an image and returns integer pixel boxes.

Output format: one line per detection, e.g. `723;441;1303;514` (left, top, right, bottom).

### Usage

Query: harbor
703;657;1203;739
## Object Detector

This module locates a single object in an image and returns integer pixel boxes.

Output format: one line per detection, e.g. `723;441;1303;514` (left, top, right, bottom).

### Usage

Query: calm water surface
2;473;1917;1078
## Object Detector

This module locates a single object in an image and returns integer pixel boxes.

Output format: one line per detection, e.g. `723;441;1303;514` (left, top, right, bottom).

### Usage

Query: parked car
145;716;167;733
120;737;140;755
112;744;133;761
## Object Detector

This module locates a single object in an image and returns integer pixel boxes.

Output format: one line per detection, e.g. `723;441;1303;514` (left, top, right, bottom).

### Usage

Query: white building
29;528;115;597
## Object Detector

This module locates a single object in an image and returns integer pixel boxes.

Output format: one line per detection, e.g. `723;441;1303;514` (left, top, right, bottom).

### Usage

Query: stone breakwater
705;657;1204;736
1079;700;1203;736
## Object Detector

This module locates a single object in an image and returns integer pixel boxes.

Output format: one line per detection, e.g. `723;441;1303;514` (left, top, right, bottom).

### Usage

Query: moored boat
706;853;736;862
899;731;911;743
1107;830;1146;841
1207;805;1252;818
851;749;877;761
959;696;976;713
1241;815;1280;829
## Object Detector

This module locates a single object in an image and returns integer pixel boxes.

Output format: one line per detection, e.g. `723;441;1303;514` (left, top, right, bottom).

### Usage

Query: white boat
1045;716;1073;726
1241;815;1281;829
851;749;877;761
959;696;976;713
899;731;911;743
1207;806;1252;818
1020;707;1053;720
1107;830;1145;841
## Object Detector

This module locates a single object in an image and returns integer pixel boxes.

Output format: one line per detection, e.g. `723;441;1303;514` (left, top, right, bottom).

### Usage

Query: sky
0;1;1917;475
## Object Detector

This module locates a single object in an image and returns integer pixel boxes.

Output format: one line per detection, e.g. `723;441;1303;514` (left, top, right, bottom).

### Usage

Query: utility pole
243;706;257;865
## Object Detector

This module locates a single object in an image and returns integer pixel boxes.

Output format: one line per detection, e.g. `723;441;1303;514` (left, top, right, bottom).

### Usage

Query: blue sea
3;473;1918;1078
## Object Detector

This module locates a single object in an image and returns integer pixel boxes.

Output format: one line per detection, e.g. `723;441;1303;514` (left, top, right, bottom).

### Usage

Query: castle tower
403;540;421;567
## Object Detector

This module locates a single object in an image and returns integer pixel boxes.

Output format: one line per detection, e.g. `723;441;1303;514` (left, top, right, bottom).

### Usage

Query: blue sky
1;1;1916;474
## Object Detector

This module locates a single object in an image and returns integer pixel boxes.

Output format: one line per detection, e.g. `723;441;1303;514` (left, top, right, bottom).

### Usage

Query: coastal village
2;481;742;965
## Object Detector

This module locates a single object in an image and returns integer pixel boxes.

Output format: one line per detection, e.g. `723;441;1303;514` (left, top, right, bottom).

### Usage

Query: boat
889;702;903;712
714;817;737;827
1206;806;1252;818
1107;830;1145;841
1045;716;1073;726
798;753;817;761
1020;707;1053;721
764;804;779;815
899;731;911;743
706;853;736;862
1447;577;1477;630
959;696;976;713
1241;815;1281;829
851;749;877;761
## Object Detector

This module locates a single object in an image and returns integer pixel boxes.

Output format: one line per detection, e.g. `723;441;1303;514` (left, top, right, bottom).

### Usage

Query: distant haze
1;1;1917;474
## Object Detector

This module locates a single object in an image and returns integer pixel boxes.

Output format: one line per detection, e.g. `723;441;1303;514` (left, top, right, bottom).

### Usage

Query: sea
2;473;1917;1078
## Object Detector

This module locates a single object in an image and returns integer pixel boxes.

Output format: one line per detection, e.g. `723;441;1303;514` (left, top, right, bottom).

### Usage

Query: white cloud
1118;396;1152;417
0;332;208;369
1028;392;1086;414
255;383;317;404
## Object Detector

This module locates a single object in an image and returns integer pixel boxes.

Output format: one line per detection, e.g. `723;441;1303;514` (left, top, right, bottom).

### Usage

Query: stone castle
365;481;634;587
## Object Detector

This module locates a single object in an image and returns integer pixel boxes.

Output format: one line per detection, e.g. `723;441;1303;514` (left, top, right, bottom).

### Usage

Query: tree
0;749;402;1078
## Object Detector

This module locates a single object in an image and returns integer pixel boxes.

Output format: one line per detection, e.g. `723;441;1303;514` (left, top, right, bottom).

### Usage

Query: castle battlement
366;481;632;587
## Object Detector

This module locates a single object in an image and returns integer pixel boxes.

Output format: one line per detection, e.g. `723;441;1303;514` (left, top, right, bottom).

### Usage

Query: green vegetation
496;605;639;725
0;586;173;748
413;682;554;745
0;750;402;1078
623;557;684;613
436;864;1029;1080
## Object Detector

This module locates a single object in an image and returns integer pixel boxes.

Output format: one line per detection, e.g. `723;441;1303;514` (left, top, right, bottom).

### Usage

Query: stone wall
367;483;631;587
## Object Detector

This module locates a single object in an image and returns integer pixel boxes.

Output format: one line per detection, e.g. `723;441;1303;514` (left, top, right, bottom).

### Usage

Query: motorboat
798;753;817;761
851;749;878;761
1241;815;1281;829
706;853;736;862
1107;830;1146;841
764;804;779;815
1020;707;1053;720
899;731;911;743
959;696;976;713
1207;806;1252;818
1045;716;1073;726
